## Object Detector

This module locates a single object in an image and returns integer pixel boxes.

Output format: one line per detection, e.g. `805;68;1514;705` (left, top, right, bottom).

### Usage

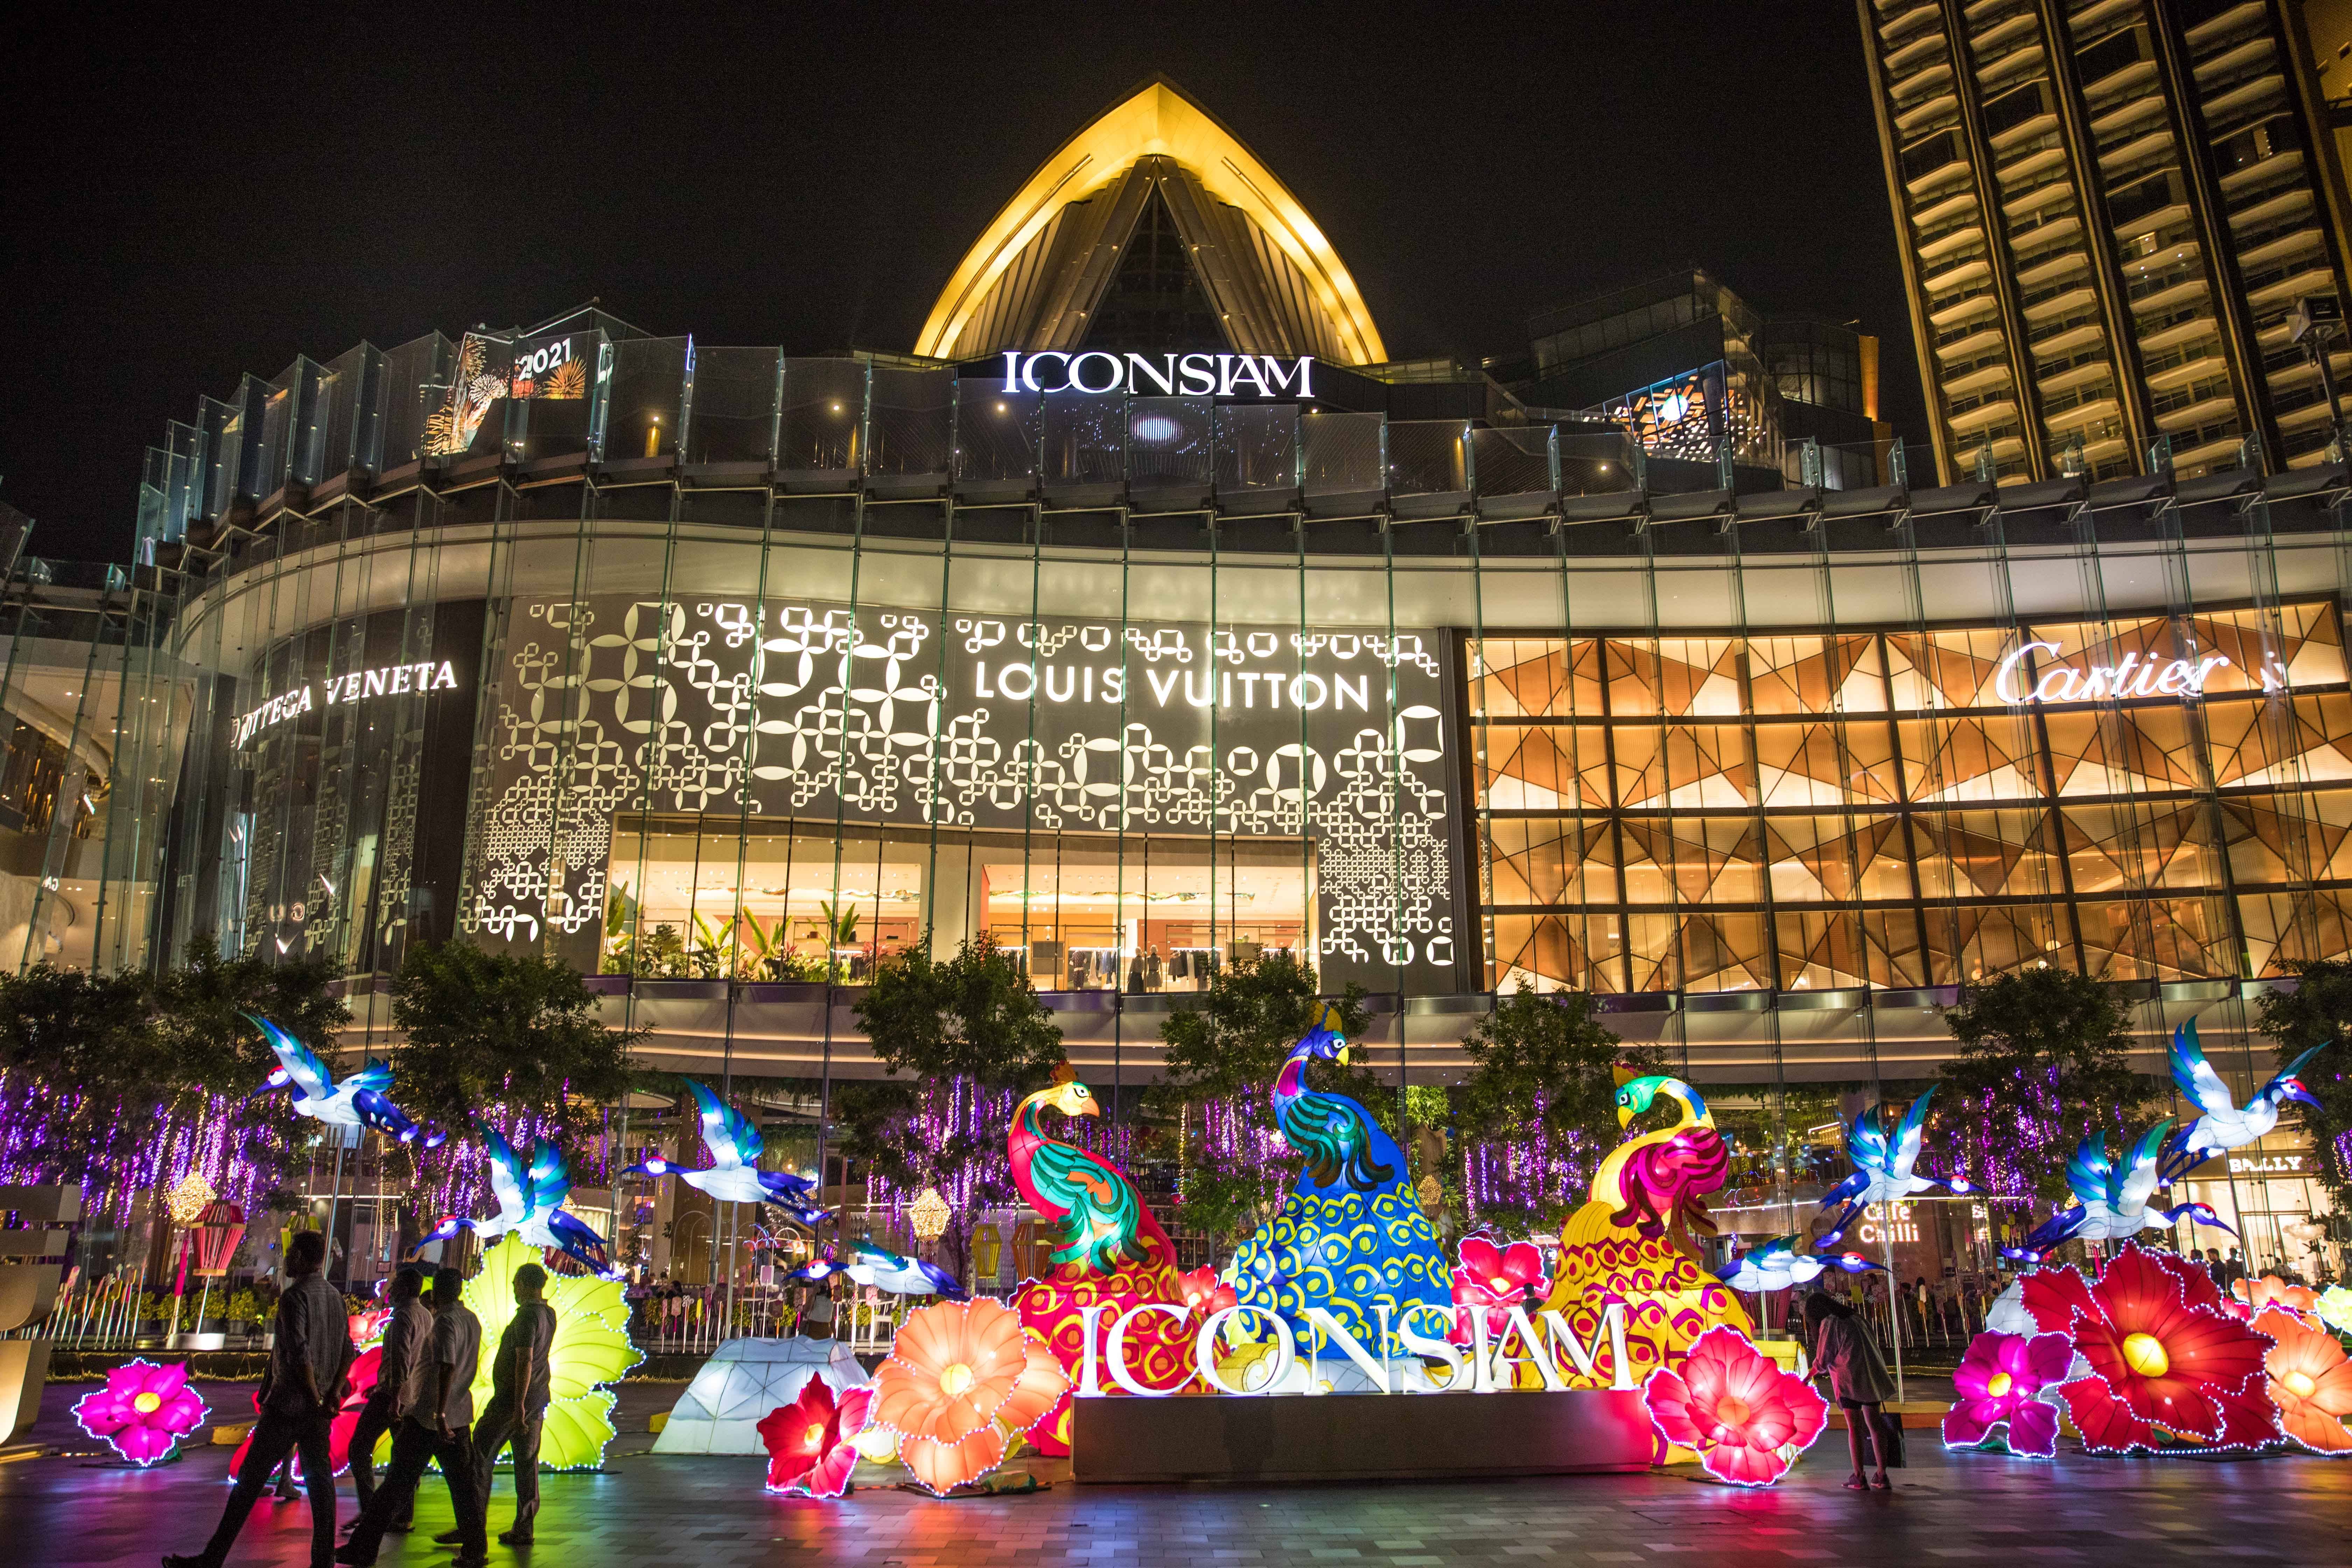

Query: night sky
0;4;1923;564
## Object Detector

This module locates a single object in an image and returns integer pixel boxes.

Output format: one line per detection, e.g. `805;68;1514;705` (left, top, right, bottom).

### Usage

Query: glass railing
1471;426;1553;497
1920;244;1991;288
682;346;780;466
1303;410;1384;497
1935;311;2003;348
867;365;953;479
1388;420;1469;497
2124;259;2206;302
2149;376;2233;416
139;316;2351;582
2025;306;2101;345
1927;280;1998;320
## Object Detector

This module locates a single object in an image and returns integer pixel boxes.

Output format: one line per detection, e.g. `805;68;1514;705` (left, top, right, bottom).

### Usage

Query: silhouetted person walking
334;1267;484;1567
456;1261;557;1546
343;1267;427;1536
165;1229;351;1568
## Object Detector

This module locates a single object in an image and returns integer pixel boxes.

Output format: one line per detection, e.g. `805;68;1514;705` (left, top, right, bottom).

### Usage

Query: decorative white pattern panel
465;594;1459;992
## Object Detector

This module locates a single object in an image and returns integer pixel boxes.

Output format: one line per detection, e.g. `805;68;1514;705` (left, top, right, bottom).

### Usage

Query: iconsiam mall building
15;80;2352;1125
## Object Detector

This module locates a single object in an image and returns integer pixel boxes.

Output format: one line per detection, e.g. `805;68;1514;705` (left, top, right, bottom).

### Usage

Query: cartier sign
1991;640;2248;705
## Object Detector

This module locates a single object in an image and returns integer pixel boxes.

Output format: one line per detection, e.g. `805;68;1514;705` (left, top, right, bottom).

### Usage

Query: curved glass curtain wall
56;340;2350;1112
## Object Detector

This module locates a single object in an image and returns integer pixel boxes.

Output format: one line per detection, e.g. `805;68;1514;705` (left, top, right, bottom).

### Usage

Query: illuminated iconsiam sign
974;1059;1771;1489
1069;1298;1637;1397
1991;638;2277;705
233;659;459;748
999;351;1314;398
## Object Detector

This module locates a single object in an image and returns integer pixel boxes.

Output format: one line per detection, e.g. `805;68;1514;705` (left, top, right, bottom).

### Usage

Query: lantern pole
1880;1204;1903;1402
166;1227;191;1342
323;1128;349;1290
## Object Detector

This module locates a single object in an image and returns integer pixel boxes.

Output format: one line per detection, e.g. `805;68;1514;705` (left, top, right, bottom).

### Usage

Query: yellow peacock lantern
1532;1067;1752;1409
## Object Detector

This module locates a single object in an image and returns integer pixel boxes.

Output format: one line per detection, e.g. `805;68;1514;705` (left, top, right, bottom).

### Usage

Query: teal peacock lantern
1222;1004;1451;1359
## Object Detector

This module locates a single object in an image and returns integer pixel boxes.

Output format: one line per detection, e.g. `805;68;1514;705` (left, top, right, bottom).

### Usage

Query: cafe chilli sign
232;659;459;748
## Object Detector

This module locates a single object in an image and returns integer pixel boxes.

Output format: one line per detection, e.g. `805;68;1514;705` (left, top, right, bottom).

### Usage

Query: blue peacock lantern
1221;1004;1452;1359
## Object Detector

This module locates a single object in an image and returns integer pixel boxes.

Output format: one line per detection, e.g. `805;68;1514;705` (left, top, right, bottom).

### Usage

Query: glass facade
0;331;2315;1094
1472;601;2350;996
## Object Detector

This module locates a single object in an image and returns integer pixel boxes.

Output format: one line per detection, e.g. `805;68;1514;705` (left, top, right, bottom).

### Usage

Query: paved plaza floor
8;1379;2349;1567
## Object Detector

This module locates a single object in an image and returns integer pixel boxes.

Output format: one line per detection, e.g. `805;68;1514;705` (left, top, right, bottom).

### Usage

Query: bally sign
999;351;1314;399
233;659;459;748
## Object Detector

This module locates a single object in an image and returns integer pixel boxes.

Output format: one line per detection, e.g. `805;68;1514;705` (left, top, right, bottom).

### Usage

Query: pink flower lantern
1640;1325;1828;1486
1942;1330;2074;1457
1447;1235;1550;1344
75;1359;208;1465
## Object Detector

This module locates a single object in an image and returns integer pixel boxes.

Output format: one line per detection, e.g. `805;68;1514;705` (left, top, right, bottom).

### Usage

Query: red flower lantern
229;1344;380;1482
1174;1266;1238;1318
757;1379;875;1498
2019;1242;2276;1454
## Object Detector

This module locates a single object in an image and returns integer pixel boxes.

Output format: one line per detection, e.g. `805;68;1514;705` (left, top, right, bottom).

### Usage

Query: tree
1936;967;2164;1208
0;962;165;1190
390;939;643;1164
848;936;1065;1282
1147;951;1377;1252
149;937;350;1201
0;938;349;1207
2254;958;2352;1203
1456;987;1666;1237
151;938;347;1094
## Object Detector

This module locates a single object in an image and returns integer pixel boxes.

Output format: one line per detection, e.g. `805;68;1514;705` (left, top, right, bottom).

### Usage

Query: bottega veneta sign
233;659;459;748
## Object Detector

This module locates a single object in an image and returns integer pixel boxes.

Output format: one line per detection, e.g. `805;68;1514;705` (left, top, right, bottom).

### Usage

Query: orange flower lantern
2253;1306;2352;1454
869;1298;1068;1495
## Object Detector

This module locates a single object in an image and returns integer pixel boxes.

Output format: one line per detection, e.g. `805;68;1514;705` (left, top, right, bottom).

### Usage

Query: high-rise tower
1858;1;2352;482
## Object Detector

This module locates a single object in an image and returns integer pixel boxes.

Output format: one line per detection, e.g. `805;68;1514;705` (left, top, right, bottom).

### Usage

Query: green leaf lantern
461;1233;644;1471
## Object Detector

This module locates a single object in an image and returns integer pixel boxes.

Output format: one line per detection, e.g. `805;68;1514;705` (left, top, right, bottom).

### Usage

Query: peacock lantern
1222;1004;1452;1361
1007;1065;1192;1453
1534;1066;1751;1404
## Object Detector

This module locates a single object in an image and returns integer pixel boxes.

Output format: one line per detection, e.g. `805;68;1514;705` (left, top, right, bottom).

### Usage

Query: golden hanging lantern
165;1171;217;1228
907;1187;951;1242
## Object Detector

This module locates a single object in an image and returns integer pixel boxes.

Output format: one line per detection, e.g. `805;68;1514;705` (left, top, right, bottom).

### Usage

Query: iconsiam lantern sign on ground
1067;1294;1638;1393
763;1044;1803;1497
982;1035;1777;1487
